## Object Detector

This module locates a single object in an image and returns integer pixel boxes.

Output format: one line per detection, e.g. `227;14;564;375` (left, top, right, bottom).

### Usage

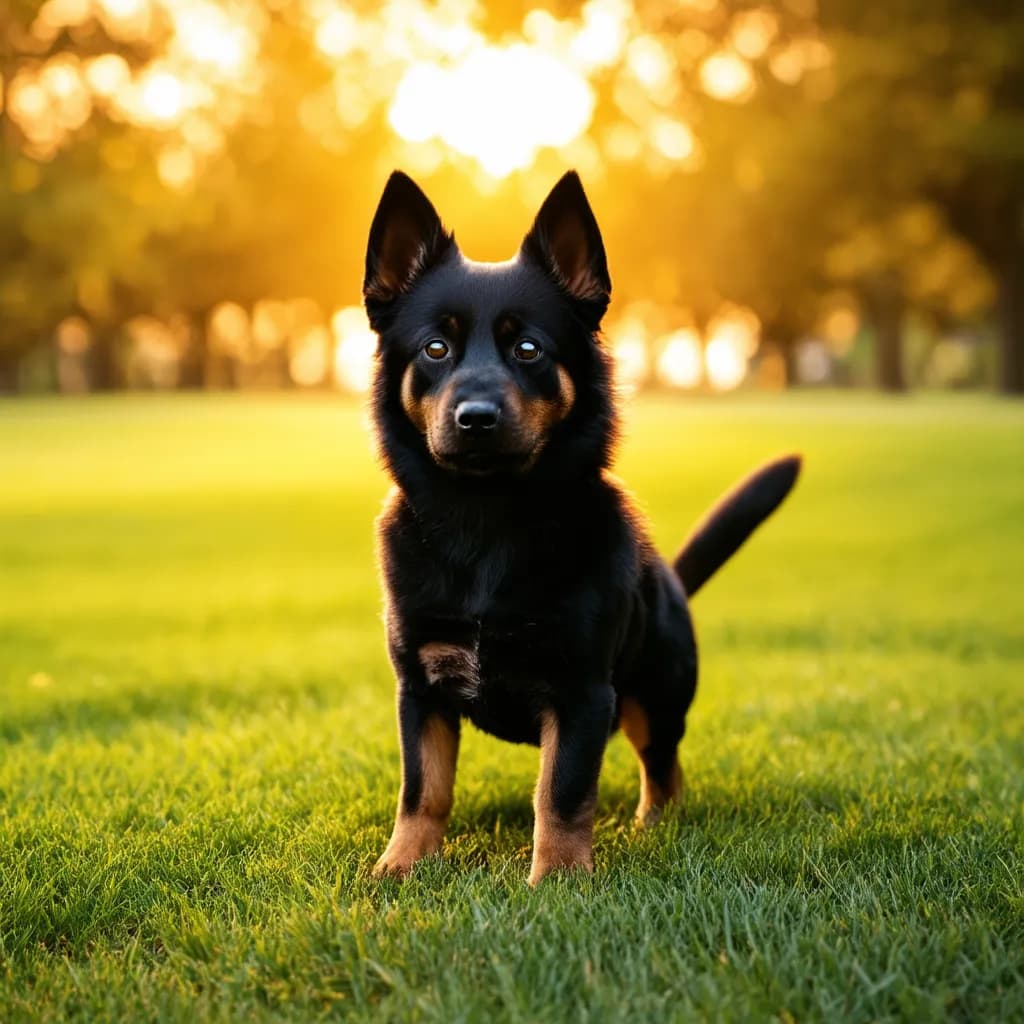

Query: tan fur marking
400;363;430;432
519;362;576;446
620;696;683;827
418;714;458;818
529;711;596;885
418;642;481;697
555;364;576;421
373;715;458;878
618;695;650;750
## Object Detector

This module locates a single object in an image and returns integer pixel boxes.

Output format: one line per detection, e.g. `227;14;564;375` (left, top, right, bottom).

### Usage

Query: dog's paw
527;840;594;886
634;796;685;829
372;817;445;879
527;859;593;886
634;804;665;829
634;764;685;828
372;852;416;879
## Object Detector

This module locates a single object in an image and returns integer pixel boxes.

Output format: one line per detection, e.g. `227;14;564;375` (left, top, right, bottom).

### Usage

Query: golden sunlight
137;70;186;124
609;312;651;391
650;118;695;162
157;146;196;189
699;51;756;102
85;54;132;97
730;9;778;60
704;305;759;390
657;328;703;389
704;333;747;390
173;5;253;75
209;302;250;359
290;326;332;387
314;7;359;58
389;45;595;177
332;307;376;392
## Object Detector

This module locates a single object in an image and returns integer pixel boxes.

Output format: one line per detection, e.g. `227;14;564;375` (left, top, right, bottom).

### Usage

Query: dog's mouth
433;448;539;476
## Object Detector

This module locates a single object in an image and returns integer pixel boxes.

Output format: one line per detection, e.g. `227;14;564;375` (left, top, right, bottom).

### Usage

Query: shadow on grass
447;771;1020;898
1;675;388;747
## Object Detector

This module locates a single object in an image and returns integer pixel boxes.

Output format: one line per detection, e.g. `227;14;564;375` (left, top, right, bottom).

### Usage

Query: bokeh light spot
700;52;756;102
332;306;376;392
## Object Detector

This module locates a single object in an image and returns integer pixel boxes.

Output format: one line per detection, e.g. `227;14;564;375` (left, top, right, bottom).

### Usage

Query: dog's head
364;170;614;485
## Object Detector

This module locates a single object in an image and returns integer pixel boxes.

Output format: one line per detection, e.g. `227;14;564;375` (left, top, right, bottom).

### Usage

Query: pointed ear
520;171;611;325
363;171;454;325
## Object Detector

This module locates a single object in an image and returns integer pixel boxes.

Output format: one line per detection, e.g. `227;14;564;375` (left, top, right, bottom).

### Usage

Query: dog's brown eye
514;339;541;361
424;339;449;360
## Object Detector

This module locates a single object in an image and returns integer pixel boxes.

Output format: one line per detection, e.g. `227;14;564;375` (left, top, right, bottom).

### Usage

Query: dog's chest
415;614;545;695
401;521;575;718
415;623;552;744
413;591;563;717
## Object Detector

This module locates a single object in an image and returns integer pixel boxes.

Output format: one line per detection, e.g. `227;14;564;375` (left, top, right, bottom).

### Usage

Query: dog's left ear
364;171;454;328
521;171;611;326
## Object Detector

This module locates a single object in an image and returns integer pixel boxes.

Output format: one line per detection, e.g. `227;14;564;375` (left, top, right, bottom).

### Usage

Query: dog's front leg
529;685;615;886
373;685;460;879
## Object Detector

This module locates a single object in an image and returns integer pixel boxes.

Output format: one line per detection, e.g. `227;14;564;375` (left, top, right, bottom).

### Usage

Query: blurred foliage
0;0;1022;392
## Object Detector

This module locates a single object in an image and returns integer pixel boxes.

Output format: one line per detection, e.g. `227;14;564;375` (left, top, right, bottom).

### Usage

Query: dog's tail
673;455;802;597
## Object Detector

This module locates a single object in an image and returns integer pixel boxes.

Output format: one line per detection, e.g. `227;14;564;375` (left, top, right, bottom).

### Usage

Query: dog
362;169;800;885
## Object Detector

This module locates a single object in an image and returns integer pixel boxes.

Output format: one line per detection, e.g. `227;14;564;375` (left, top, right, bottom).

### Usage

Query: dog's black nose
455;400;500;432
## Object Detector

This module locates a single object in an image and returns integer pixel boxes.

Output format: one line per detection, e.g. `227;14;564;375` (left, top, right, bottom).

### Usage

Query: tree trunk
90;328;119;391
997;244;1024;395
865;273;907;392
178;315;209;390
0;352;19;394
761;319;800;387
781;338;800;388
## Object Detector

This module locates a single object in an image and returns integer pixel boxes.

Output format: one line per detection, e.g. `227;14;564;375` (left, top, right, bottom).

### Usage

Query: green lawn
1;393;1022;1022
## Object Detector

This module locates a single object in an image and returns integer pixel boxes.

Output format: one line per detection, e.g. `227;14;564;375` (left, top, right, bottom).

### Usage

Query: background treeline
1;0;1022;394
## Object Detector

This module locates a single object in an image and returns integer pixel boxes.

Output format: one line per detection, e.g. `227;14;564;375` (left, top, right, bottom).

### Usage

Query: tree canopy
1;0;1021;392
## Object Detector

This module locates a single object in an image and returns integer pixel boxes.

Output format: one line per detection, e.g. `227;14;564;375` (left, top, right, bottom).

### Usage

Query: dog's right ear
520;170;610;328
363;171;454;329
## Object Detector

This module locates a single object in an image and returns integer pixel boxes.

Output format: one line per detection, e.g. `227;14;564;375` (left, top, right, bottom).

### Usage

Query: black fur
364;170;801;882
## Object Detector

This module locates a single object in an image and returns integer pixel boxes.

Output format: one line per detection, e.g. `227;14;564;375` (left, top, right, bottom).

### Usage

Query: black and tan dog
363;170;800;885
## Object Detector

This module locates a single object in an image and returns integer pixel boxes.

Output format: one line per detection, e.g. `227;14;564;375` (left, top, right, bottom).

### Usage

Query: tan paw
634;763;684;828
372;816;444;878
528;833;594;886
634;803;666;828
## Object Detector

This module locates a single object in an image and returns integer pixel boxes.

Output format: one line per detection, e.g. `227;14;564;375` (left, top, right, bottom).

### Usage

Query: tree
817;0;1024;393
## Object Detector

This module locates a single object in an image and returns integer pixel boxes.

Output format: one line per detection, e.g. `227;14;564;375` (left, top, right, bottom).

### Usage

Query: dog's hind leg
619;563;698;826
619;695;685;826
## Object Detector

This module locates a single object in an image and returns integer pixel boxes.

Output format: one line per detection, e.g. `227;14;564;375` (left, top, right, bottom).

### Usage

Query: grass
1;392;1022;1022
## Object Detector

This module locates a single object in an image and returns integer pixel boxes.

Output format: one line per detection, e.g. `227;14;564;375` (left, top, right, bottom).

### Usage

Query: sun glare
389;45;595;178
